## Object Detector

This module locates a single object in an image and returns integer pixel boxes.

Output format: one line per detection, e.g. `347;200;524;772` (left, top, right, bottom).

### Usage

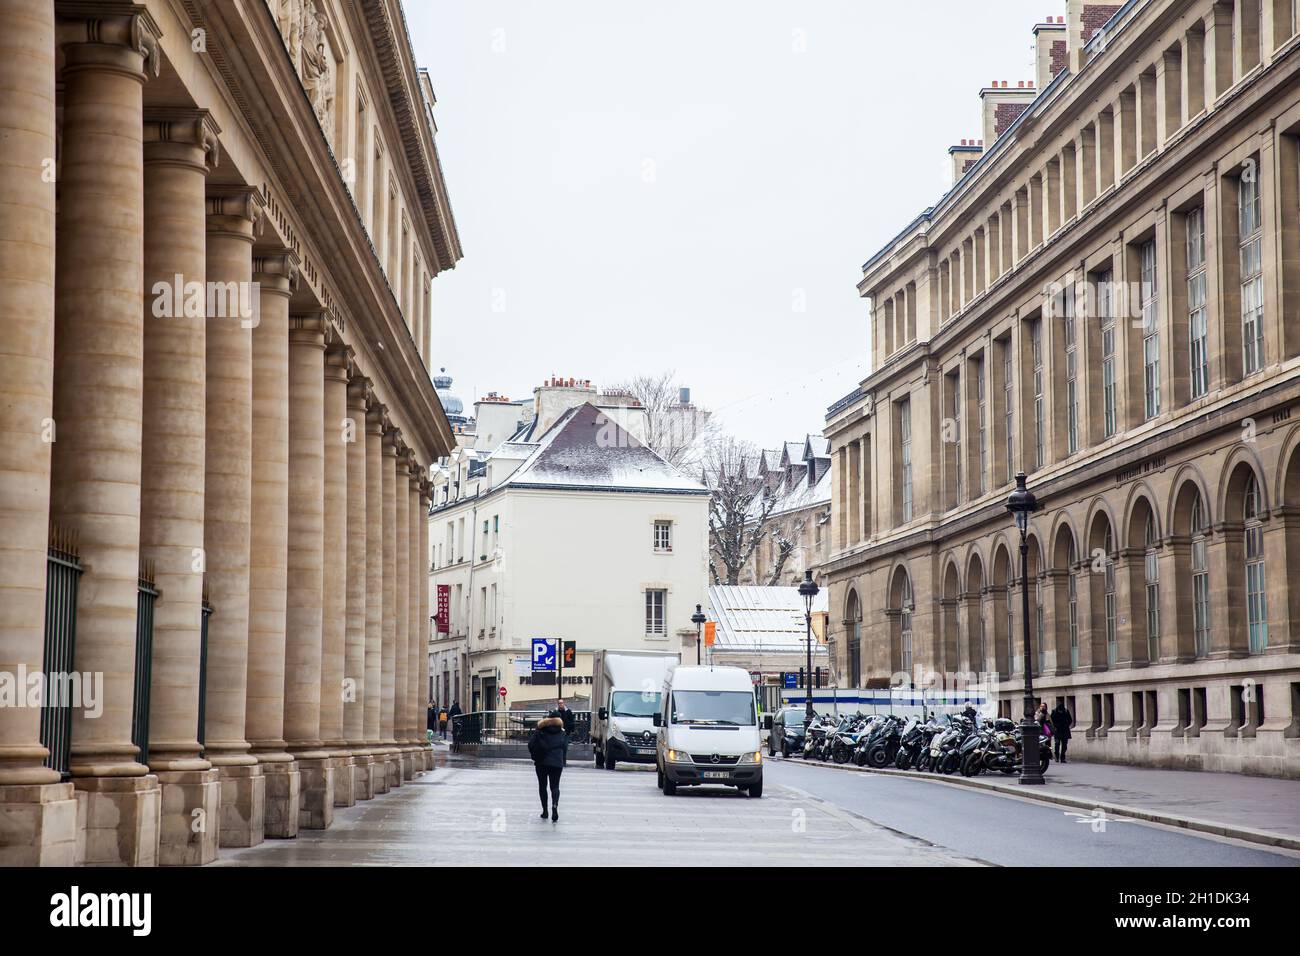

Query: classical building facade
825;0;1300;777
740;438;833;587
0;0;461;866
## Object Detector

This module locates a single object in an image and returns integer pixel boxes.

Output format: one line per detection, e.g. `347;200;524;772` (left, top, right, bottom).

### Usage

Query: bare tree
701;436;787;585
615;371;717;468
765;518;804;586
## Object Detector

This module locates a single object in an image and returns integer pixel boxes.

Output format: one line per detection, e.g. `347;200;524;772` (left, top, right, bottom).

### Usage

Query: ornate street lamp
798;571;820;724
691;604;706;665
1006;472;1045;785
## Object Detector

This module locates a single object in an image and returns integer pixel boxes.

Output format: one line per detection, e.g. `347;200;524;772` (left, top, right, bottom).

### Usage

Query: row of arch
842;439;1300;684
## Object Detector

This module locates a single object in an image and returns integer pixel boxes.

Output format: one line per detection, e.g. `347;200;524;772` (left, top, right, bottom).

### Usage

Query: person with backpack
527;711;569;822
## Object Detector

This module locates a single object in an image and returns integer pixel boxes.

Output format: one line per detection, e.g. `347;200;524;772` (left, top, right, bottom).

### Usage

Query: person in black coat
1050;702;1073;763
528;713;569;821
555;699;575;737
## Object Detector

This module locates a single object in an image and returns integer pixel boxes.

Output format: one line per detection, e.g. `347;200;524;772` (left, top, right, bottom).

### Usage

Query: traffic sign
531;638;556;672
562;640;576;667
782;672;797;689
498;686;507;698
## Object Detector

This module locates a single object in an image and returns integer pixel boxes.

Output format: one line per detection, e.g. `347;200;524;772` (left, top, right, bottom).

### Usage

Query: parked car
768;706;808;757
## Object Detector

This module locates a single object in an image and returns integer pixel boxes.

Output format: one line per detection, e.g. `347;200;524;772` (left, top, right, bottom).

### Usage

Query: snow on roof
805;435;830;459
782;441;803;464
502;402;709;494
708;585;830;651
761;448;782;472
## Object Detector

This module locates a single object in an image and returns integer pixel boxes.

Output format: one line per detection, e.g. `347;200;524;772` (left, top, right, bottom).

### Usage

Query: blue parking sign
531;638;556;672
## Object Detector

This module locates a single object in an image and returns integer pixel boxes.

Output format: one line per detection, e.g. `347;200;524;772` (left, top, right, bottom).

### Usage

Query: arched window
846;591;862;687
900;575;914;672
1191;496;1210;658
1067;538;1078;670
1144;514;1160;662
1244;475;1268;652
1104;526;1117;666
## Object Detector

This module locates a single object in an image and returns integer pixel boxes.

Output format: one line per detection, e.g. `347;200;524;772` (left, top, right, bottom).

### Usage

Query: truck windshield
611;691;660;718
670;691;756;726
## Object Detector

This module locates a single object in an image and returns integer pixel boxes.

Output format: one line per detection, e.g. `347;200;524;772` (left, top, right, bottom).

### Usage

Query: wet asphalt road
765;758;1300;867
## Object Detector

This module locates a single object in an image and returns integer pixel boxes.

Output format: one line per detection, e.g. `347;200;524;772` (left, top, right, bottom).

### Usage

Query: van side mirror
763;715;773;730
598;707;608;721
652;713;662;727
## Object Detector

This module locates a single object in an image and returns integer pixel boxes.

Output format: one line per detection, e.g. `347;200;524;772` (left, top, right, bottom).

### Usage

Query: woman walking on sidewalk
1050;701;1073;763
528;712;569;822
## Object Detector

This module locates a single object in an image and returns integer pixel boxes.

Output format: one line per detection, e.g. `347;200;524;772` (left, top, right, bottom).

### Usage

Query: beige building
825;0;1300;778
0;0;460;866
741;438;833;587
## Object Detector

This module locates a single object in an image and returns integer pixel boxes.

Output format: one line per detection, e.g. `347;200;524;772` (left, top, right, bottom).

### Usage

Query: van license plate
703;771;729;779
635;747;654;754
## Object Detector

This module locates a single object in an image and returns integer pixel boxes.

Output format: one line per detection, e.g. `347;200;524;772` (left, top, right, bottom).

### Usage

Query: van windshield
671;690;756;726
611;691;660;718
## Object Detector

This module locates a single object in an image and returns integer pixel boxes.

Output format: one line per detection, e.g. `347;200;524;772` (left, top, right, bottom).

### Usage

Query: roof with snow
708;585;830;652
503;402;709;495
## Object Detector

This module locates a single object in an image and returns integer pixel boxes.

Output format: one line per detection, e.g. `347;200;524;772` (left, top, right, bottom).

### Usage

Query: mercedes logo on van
710;754;720;764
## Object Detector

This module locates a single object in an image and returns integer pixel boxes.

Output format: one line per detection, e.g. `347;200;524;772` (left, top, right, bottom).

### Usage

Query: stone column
203;187;265;848
394;447;411;778
381;427;401;788
51;3;162;866
247;250;299;838
285;312;332;829
364;403;389;793
323;340;354;807
420;480;434;769
141;110;221;865
408;466;424;768
344;372;373;798
0;0;77;867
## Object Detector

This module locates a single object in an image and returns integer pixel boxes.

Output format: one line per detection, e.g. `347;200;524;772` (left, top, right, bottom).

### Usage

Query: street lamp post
691;604;706;665
1006;472;1045;785
798;571;819;724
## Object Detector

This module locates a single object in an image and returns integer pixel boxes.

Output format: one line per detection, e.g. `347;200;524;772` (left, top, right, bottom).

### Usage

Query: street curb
781;758;1300;852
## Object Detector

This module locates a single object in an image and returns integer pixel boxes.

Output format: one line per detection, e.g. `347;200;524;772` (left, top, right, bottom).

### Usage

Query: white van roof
666;665;754;692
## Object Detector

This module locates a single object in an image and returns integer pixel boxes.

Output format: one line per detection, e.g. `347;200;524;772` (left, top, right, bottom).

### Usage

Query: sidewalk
792;757;1300;850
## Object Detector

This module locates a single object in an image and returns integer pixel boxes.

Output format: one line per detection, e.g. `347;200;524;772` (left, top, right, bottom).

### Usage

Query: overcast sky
405;0;1050;447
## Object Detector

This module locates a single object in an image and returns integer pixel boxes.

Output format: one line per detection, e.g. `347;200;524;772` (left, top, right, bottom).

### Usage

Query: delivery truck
591;649;681;770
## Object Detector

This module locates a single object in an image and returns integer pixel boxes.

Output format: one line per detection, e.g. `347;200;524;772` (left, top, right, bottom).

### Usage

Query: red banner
436;584;450;634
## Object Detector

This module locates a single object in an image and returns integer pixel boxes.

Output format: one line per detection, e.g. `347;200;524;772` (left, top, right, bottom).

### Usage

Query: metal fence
131;562;158;767
451;710;592;759
40;527;82;779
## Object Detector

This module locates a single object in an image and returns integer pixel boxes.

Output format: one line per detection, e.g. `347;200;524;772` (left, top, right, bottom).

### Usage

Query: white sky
405;0;1052;446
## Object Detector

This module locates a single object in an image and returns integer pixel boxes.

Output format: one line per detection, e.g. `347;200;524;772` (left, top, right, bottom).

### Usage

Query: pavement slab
213;754;985;867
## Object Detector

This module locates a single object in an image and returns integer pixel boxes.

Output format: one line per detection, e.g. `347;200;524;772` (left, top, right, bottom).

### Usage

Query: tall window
976;358;988;495
1002;339;1015;483
1144;515;1160;663
653;520;672;552
1067;539;1079;670
1191;496;1210;659
1031;319;1044;469
1099;271;1117;437
900;575;914;672
1244;475;1268;652
645;589;667;636
1186;208;1209;398
1141;240;1160;419
1064;290;1078;455
1240;170;1264;376
900;399;913;523
1035;572;1045;675
1104;527;1117;666
951;371;962;503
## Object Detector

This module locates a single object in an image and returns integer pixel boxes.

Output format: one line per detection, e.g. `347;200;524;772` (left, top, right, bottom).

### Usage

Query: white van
653;665;772;798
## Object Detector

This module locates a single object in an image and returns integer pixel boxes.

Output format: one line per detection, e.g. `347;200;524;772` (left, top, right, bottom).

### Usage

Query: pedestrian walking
528;711;569;822
427;701;437;737
447;701;462;749
1050;701;1073;763
438;706;449;740
1035;702;1053;749
555;697;575;737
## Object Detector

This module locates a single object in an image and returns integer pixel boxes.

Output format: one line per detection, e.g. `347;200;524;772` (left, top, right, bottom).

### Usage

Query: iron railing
40;526;82;779
131;562;158;767
197;589;213;750
451;710;591;759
